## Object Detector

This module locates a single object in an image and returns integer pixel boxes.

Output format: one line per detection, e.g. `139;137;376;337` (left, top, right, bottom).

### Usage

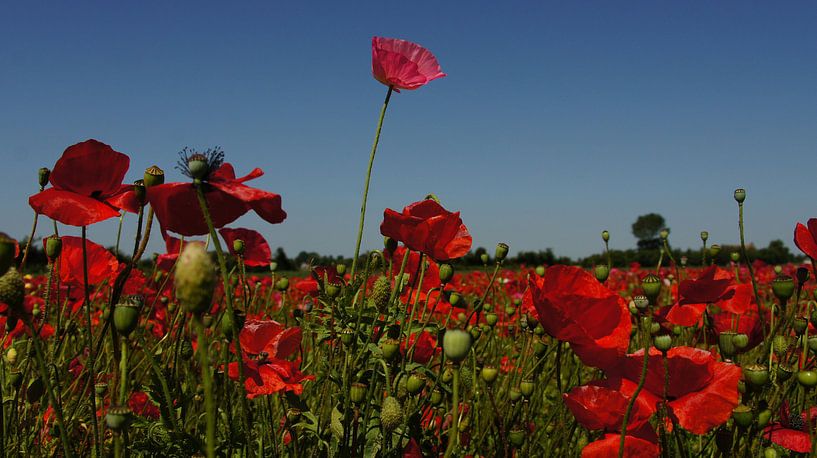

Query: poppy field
2;37;817;458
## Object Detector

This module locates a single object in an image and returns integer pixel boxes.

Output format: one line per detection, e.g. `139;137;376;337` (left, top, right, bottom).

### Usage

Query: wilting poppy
525;265;631;368
609;346;741;434
29;139;135;226
148;151;286;236
794;219;817;260
219;227;272;267
372;37;446;91
380;199;472;262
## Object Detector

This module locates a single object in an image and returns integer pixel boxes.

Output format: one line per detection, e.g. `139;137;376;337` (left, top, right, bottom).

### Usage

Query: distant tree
632;213;667;250
274;247;294;271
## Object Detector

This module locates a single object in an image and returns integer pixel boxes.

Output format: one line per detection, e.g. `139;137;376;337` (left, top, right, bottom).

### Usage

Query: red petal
581;434;659;458
665;302;707;327
147;182;249;236
795;222;817;259
49;139;129;197
669;361;741;434
763;425;811;453
219;227;272;267
29;188;120;227
210;181;286;226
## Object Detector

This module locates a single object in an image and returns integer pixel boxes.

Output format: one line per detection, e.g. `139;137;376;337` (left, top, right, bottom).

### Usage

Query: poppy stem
444;364;460;458
350;86;394;280
737;201;765;336
81;226;102;458
194;316;216;458
19;211;39;273
619;316;651;458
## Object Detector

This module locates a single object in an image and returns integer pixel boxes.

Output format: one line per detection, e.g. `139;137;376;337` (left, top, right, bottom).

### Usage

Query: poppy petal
29;188;121;227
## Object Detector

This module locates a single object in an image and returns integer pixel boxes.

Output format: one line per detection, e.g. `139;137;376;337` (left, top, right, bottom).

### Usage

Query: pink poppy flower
372;37;446;91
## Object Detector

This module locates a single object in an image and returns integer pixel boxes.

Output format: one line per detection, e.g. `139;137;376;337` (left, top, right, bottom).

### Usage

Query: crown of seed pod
641;274;661;302
174;244;216;315
350;382;367;404
733;188;746;203
106;406;133;432
772;275;795;302
143;165;165;188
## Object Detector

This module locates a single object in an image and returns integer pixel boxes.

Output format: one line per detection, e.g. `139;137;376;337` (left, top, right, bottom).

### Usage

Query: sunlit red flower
372;37;446;91
794;219;817;259
29;139;136;226
148;162;286;236
219;227;271;267
380;199;472;262
525;265;631;368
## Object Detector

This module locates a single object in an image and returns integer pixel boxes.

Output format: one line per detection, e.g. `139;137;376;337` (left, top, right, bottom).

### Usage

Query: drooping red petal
795;221;817;259
678;265;732;305
239;320;284;356
715;284;754;314
29;188;121;227
49;139;130;197
105;184;142;214
564;384;654;432
665;302;708;327
147;182;249;236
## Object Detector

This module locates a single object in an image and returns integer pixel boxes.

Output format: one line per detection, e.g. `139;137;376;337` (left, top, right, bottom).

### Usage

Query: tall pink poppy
372;37;446;91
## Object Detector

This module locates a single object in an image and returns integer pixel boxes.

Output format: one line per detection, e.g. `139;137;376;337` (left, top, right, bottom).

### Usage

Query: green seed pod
533;323;545;336
641;274;662;303
469;325;481;340
654;335;672;352
480;253;489;265
509;429;525;447
733;188;746;203
95;383;108;396
519;379;534;398
406;374;425;395
368;276;391;312
441;366;454;384
340;328;354;346
700;231;708;242
350;383;367;404
777;365;794;382
380;396;403;432
443;329;472;364
594;264;609;283
106;406;133;432
495;243;509;262
381;338;400;361
174;244;216;315
793;316;808;335
481;366;498;384
732;405;754;428
232;239;245;255
710;244;722;258
431;389;443;406
633;295;649;311
535;265;545;276
38;167;51;188
756;409;772;428
274;278;289;291
324;282;341;298
772;275;795;302
533;339;547;356
773;335;790;356
143;165;165;188
485;312;498;327
732;333;749;350
113;296;142;337
509;388;522;402
5;347;17;365
0;234;16;276
448;291;461;307
743;364;769;388
7;371;22;389
438;263;454;284
659;229;669;240
798;370;817;388
45;236;62;260
0;268;25;311
763;447;779;458
730;252;740;263
601;230;610;242
286;408;302;423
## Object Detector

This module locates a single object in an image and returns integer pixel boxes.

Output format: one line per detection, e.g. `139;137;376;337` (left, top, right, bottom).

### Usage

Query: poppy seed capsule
439;263;454;284
174;243;216;315
143;165;165;188
732;405;754;428
519;379;534;397
798;370;817;388
743;364;769;388
336;263;346;275
232;239;245;255
654;335;672;352
495;243;509;262
480;253;489;265
756;409;772;428
535;265;545;276
106;406;133;432
381;338;400;361
6;347;17;365
733;188;746;203
659;229;669;240
509;429;525;447
772;275;795;302
406;374;424;395
777;365;794;382
443;329;472;363
0;234;15;276
700;231;708;242
633;295;650;310
186;153;210;180
132;180;146;204
601;230;610;242
45;236;62;260
718;331;737;359
350;382;367;404
793;316;808;335
710;244;722;258
274;278;289;291
594;265;609;283
38;167;50;188
641;275;661;302
481;366;498;384
113;298;141;337
732;333;749;350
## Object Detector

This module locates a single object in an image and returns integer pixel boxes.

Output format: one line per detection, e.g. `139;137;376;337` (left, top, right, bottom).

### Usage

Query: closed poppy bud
730;252;740;263
535;265;545;276
406;374;425;395
174;244;216;315
336;263;346;275
369;276;391;312
756;409;772;428
350;382;367;404
710;244;722;258
38;167;50;188
113;296;141;337
519;379;534;397
533;339;547;356
485;312;498;327
469;325;481;340
733;188;746;203
641;274;661;302
798;370;817;388
380;396;402;432
495;243;509;262
106;406;133;432
0;234;15;275
269;261;278;272
481;366;498;384
143;165;165;188
480;253;489;265
732;333;749;350
797;267;810;286
6;347;17;365
593;264;609;283
448;291;461;307
431;389;443;406
232;239;245;255
700;231;709;242
439;263;454;284
654;334;672;352
772;275;795;302
383;236;398;253
743;364;769;388
601;230;610;242
45;236;62;260
274;278;289;291
443;329;472;364
0;268;24;311
732;405;754;428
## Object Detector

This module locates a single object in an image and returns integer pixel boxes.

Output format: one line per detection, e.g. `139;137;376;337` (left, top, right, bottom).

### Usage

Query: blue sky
1;1;815;259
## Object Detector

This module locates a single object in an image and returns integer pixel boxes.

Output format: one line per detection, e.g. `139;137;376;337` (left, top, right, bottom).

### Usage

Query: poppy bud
495;243;509;262
380;396;402;432
485;312;498;327
732;333;749;350
274;278;289;291
730;252;740;263
659;229;669;240
443;329;472;364
772;275;795;302
174;244;216;315
481;366;498;384
430;389;443;406
368;276;391;312
350;382;367;404
601;230;610;242
718;331;737;359
381;338;400;361
106;406;133;432
519;379;534;397
448;291;461;306
700;231;709;242
6;347;17;365
756;409;772;429
38;167;50;188
45;236;62;260
654;335;672;352
798;370;817;388
0;268;24;311
232;239;245;255
733;188;746;203
383;236;398;253
336;264;346;276
743;364;769;388
509;429;525;447
406;374;424;395
0;234;15;276
593;265;609;283
710;244;722;258
269;261;278;272
773;336;790;356
480;253;489;265
732;405;754;428
439;263;454;284
797;267;810;286
113;296;142;338
641;274;661;302
144;165;165;188
533;339;548;356
535;265;545;276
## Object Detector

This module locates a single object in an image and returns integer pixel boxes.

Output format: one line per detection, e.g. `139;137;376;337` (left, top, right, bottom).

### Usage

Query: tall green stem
350;86;394;279
81;226;101;457
194;317;215;458
444;365;460;458
619;317;651;458
737;202;765;334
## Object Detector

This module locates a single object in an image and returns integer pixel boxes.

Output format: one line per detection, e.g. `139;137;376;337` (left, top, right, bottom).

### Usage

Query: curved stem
350;86;394;279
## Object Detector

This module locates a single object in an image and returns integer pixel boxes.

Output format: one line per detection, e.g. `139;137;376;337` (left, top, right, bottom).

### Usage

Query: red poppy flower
384;246;442;304
52;236;120;287
219;227;271;267
610;346;741;434
665;266;734;326
372;37;446;91
29;139;135;226
524;265;631;368
148;163;286;236
795;219;817;259
155;235;205;272
128;391;160;420
581;434;659;458
380;199;472;262
401;330;438;364
763;403;817;453
564;383;656;436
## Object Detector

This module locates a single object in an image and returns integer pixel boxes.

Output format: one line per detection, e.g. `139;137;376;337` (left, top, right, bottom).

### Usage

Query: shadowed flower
372;37;446;91
581;434;659;458
665;266;735;326
763;402;817;454
52;236;120;288
219;227;272;267
794;218;817;259
380;199;472;262
29;139;135;226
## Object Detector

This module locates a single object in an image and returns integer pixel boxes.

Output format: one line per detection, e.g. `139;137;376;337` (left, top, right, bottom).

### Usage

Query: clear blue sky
1;1;815;259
